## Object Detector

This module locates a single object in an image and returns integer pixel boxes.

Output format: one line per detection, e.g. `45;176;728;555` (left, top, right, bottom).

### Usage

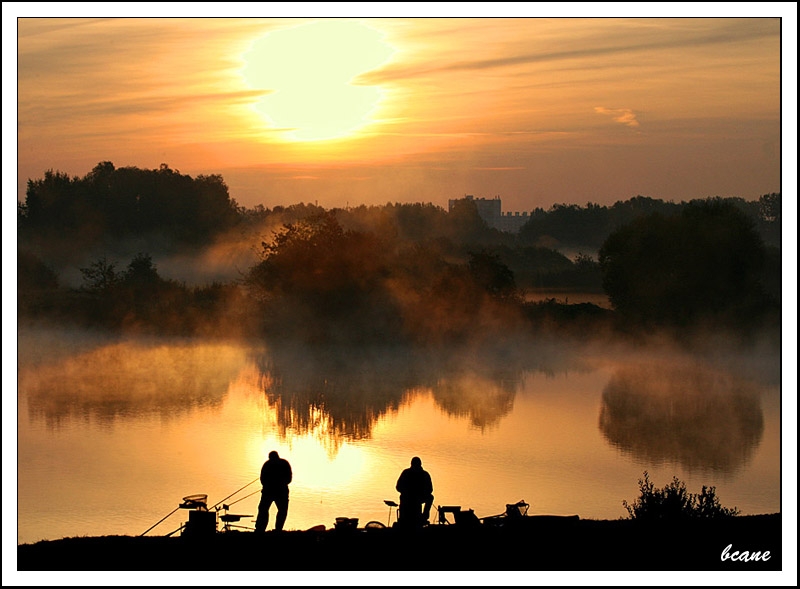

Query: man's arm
396;471;406;494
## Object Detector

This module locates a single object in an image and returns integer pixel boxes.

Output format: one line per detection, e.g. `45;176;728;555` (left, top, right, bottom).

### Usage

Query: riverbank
17;514;781;572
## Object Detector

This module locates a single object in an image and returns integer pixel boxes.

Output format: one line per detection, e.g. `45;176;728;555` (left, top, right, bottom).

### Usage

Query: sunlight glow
250;434;369;492
242;20;395;142
288;438;368;490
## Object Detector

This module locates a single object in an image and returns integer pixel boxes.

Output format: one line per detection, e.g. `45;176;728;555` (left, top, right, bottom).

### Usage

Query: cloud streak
594;107;640;128
360;18;778;84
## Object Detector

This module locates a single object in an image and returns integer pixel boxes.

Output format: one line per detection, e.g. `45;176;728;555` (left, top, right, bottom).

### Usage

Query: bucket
334;517;358;530
183;509;217;537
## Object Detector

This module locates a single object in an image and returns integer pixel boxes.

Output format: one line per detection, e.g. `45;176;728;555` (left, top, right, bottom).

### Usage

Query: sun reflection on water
15;328;781;544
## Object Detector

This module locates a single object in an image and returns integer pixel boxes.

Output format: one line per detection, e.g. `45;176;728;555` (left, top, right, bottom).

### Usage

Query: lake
16;325;781;545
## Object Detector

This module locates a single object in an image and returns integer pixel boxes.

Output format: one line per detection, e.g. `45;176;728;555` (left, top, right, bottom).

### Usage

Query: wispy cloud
474;167;526;171
360;18;779;84
594;107;640;128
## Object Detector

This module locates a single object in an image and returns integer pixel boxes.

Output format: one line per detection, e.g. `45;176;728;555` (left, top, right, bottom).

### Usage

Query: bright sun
242;20;395;142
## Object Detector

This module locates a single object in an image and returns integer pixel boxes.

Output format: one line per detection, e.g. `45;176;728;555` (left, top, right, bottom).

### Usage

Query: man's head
269;451;279;461
411;456;422;468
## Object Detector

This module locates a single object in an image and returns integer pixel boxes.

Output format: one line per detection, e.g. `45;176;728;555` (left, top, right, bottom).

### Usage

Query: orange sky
8;7;793;213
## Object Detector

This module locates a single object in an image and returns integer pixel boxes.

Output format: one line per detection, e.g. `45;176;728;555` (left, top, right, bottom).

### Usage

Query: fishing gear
139;477;260;537
384;499;398;527
139;494;208;537
224;488;261;507
139;506;181;537
208;477;259;511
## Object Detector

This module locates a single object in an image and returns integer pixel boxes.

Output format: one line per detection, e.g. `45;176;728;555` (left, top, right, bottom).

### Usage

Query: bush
623;471;740;520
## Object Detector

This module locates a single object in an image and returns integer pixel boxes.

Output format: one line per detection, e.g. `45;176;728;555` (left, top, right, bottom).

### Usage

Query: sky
6;5;795;215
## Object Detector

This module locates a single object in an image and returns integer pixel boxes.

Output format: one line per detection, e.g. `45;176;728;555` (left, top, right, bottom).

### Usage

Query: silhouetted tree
122;253;161;286
19;162;241;255
756;192;781;247
599;200;771;328
245;212;401;342
80;257;120;294
248;212;382;303
468;251;517;299
758;192;781;223
444;198;496;245
519;197;687;250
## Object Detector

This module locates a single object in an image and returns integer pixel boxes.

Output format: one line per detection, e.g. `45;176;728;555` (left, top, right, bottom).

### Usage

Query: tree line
18;162;240;254
17;162;781;343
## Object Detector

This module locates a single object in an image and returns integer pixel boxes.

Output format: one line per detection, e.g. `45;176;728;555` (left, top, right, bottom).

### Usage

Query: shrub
623;471;740;520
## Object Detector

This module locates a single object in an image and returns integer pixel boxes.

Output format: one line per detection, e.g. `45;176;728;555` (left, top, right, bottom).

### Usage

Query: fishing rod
139;506;181;537
139;476;260;537
208;476;259;511
163;523;184;537
225;488;261;507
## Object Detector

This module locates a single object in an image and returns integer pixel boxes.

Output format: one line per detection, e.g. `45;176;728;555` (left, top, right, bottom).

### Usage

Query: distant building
448;194;530;233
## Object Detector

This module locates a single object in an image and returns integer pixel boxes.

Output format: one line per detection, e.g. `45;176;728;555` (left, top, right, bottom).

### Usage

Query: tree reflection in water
254;343;424;448
598;362;764;473
18;326;582;445
254;340;565;447
431;372;518;432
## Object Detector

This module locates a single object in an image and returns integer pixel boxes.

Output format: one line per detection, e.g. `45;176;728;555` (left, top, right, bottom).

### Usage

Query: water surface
16;326;781;544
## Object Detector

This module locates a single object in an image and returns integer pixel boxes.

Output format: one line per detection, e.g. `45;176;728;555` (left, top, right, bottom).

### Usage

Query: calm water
16;326;781;545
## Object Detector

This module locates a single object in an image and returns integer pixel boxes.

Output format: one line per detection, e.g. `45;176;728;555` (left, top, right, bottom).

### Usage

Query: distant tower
448;194;530;233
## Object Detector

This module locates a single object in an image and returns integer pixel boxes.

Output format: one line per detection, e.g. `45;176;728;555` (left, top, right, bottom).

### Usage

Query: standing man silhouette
255;450;293;532
395;456;434;527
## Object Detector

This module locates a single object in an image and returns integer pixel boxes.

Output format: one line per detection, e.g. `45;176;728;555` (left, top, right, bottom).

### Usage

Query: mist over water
16;324;781;544
599;361;765;473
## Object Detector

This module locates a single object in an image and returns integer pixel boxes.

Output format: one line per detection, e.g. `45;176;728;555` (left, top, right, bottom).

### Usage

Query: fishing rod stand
217;503;254;533
384;499;398;527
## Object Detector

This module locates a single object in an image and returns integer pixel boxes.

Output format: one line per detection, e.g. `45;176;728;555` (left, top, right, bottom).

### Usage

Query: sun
242;20;395;142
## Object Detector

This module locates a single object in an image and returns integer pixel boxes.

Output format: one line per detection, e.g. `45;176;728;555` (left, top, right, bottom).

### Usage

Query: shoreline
17;513;782;572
